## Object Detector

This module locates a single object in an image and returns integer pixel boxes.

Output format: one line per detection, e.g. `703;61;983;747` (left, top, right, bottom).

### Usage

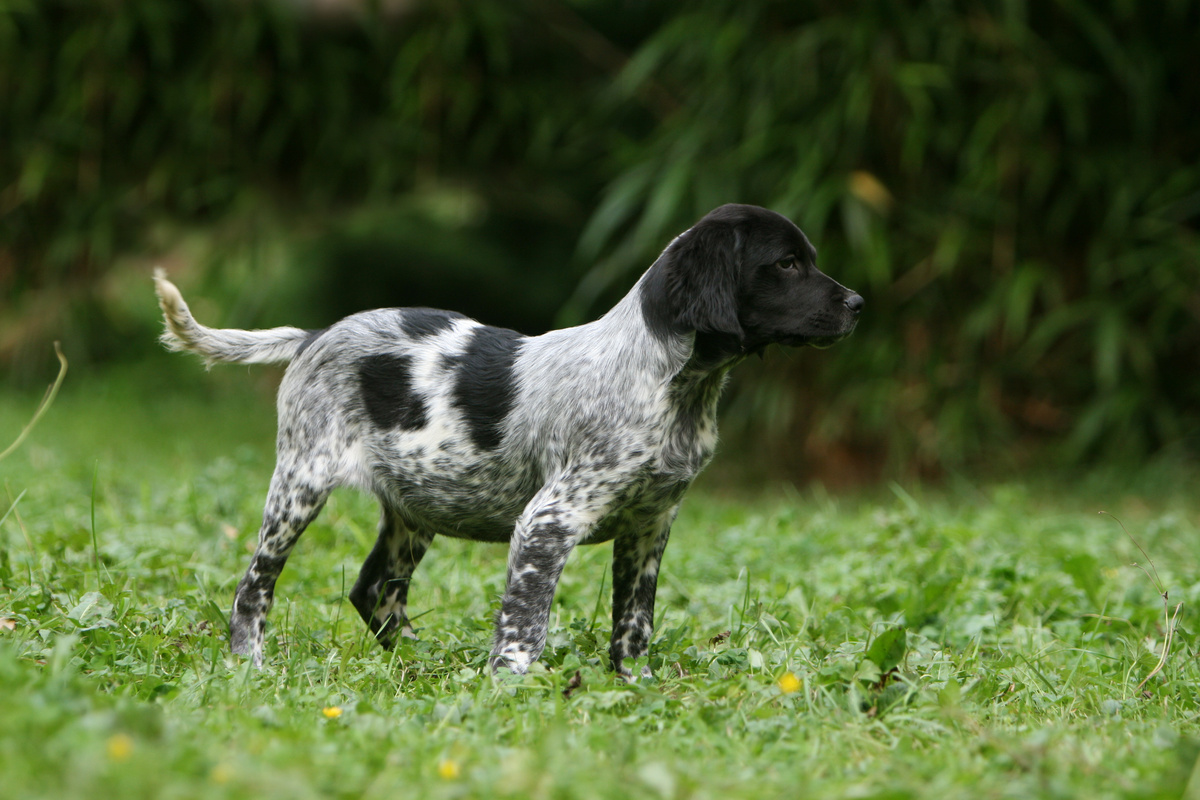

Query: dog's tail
154;269;311;367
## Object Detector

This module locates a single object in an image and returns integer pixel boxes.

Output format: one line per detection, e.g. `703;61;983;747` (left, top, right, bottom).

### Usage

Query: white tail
154;269;312;367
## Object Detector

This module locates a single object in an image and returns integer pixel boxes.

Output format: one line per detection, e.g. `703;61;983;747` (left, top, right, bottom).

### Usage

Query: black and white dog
155;203;862;677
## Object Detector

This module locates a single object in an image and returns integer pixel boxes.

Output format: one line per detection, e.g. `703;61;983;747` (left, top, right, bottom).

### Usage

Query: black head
641;204;862;354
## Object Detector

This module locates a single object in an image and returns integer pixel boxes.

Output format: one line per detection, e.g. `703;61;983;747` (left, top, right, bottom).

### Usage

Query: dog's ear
662;220;744;339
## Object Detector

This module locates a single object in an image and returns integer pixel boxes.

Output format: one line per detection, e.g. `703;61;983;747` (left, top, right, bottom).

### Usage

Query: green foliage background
2;0;1198;477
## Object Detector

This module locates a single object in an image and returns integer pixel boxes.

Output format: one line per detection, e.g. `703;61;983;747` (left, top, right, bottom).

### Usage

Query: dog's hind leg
349;503;432;649
229;469;331;665
609;504;678;680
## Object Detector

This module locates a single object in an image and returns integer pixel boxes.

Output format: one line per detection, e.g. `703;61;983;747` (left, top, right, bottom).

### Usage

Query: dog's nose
844;293;864;313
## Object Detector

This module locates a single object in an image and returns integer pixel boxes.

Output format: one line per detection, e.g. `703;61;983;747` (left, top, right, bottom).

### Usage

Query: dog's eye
777;256;800;271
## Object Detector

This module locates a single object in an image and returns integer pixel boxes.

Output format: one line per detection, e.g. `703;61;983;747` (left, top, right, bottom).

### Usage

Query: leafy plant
2;374;1200;798
3;0;1197;472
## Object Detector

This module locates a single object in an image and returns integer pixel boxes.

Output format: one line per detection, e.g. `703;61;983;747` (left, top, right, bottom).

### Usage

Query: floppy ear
662;220;744;338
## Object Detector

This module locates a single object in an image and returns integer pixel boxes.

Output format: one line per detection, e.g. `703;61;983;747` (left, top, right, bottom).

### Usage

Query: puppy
155;203;862;677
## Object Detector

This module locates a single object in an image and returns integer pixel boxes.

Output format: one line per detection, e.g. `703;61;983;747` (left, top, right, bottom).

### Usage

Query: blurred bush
0;0;618;364
1;0;1198;477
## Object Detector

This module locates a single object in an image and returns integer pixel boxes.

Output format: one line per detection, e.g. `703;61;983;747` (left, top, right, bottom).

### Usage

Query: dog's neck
595;268;747;389
590;276;745;478
649;331;739;480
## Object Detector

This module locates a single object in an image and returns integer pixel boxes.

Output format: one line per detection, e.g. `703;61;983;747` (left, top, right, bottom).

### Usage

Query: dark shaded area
295;209;581;334
357;352;427;431
449;325;524;452
397;309;464;340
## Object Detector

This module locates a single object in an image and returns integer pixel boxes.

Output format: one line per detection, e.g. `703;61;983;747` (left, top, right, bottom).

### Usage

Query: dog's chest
581;469;693;544
655;366;727;478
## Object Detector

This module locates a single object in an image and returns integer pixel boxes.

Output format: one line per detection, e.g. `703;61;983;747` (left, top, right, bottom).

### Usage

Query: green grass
2;362;1200;799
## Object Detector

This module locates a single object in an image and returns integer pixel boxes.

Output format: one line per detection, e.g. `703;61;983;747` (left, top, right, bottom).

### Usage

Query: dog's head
643;204;863;354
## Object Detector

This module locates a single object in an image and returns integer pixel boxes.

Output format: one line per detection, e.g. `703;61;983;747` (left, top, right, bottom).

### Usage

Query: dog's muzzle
806;293;863;349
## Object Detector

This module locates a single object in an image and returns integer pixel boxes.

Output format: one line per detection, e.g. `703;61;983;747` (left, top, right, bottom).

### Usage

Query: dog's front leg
489;521;579;674
609;504;677;680
489;483;608;674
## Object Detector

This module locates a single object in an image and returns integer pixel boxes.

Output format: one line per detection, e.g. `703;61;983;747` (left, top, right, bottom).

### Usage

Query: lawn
2;361;1199;799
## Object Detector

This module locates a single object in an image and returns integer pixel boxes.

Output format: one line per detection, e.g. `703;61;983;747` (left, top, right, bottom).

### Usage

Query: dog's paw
488;641;539;676
614;657;654;683
229;637;265;668
375;622;419;651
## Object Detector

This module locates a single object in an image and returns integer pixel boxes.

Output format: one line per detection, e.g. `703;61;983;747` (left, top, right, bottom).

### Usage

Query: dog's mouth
805;336;845;349
792;323;857;349
747;317;859;353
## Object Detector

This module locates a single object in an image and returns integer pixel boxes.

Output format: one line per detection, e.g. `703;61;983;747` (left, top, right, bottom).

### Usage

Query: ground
1;362;1198;799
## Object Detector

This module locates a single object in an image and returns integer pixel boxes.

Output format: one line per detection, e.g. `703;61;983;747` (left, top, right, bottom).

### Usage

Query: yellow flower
438;759;461;780
106;733;134;762
322;706;343;719
777;672;802;694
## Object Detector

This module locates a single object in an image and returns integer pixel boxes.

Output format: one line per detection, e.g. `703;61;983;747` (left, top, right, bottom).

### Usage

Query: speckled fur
155;204;863;677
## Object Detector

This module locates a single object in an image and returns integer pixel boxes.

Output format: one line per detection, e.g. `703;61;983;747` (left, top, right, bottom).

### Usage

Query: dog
155;203;862;678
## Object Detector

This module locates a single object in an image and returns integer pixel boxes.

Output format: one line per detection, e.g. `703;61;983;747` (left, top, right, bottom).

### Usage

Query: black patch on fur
450;326;523;451
295;328;327;358
399;308;465;339
638;258;684;343
357;353;428;431
664;219;744;339
642;255;743;362
639;207;751;344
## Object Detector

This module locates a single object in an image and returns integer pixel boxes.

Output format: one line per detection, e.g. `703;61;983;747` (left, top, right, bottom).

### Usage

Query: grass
2;360;1200;799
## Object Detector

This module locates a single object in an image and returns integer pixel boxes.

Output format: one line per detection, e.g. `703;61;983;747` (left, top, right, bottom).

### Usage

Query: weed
1;373;1199;798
